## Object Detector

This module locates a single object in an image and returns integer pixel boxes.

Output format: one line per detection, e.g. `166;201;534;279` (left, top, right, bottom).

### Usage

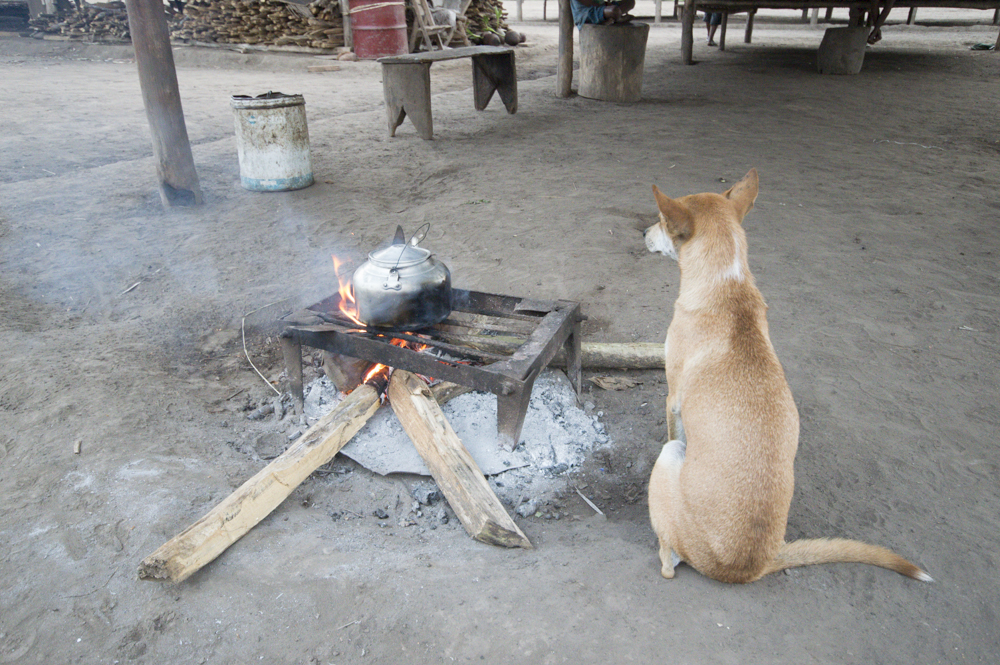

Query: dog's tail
764;538;932;582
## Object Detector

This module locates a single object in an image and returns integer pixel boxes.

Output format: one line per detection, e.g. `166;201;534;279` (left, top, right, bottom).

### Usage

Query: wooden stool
579;22;650;103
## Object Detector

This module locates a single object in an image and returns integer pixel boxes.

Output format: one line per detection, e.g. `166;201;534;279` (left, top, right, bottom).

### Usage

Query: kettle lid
368;243;431;269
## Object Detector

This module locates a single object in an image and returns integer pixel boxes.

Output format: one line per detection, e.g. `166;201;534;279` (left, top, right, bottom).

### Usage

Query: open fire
280;284;583;451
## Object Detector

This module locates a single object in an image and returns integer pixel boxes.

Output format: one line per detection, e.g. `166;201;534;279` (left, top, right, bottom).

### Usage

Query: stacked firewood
462;0;508;44
27;2;133;42
171;0;344;49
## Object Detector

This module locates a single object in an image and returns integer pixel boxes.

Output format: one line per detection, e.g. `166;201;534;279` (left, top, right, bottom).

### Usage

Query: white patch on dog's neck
719;231;745;282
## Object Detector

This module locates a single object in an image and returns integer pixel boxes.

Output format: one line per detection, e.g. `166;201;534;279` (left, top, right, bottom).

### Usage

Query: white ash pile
297;369;611;510
171;0;344;48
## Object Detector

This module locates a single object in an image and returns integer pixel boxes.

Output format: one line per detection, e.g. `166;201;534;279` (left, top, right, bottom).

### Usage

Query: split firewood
138;382;381;584
138;378;471;583
388;370;531;549
430;335;665;370
573;342;664;369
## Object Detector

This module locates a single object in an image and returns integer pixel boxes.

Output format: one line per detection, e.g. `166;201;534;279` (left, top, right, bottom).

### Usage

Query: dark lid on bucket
231;92;306;110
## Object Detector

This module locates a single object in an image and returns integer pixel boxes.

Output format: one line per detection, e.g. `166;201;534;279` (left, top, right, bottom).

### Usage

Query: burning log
138;382;382;583
388;370;531;549
139;377;471;583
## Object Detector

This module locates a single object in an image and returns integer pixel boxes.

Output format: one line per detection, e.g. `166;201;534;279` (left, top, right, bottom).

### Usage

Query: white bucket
231;92;314;191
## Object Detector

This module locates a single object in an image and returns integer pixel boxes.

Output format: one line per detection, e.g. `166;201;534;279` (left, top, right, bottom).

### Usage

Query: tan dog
644;169;931;584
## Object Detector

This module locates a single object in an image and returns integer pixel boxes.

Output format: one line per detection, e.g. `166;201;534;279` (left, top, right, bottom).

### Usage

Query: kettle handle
409;222;430;247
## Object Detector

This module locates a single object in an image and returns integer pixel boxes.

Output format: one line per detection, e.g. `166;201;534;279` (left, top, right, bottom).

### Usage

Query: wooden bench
378;46;518;140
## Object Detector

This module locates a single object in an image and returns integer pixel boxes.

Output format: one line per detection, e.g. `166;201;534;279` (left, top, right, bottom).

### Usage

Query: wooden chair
409;0;471;52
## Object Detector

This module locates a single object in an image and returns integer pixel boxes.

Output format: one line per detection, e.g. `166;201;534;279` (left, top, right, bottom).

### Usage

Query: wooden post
388;371;531;549
516;0;522;21
906;7;917;23
138;384;382;583
810;7;819;26
825;6;833;22
123;0;203;207
745;8;755;42
557;0;573;97
719;12;728;50
342;0;352;48
655;0;662;23
681;0;696;64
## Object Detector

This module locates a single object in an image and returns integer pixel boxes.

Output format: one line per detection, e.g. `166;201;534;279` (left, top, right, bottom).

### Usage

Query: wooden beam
557;0;573;97
388;371;532;549
123;0;202;207
138;384;382;583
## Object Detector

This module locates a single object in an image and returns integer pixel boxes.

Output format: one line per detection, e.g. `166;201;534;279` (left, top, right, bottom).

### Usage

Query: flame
332;255;363;325
361;338;432;386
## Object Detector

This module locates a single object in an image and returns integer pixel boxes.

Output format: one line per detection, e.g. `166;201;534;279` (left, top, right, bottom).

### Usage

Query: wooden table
378;46;518;140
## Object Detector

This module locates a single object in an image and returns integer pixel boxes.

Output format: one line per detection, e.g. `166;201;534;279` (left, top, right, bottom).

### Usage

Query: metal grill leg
280;333;304;415
496;377;535;451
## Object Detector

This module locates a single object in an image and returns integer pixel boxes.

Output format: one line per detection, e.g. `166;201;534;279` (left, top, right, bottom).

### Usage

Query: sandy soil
2;7;999;663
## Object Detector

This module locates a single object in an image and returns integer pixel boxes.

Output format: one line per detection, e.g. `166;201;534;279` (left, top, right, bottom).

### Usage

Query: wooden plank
388;371;531;549
378;45;514;64
382;61;433;139
138;384;382;583
472;51;518;114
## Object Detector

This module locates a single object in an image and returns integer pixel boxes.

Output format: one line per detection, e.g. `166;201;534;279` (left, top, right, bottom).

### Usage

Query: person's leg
707;13;720;45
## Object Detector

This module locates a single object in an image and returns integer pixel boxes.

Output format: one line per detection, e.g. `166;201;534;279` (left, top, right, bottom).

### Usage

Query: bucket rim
231;93;306;110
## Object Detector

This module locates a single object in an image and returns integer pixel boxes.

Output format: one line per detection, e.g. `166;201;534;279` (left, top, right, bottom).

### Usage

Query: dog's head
644;168;759;262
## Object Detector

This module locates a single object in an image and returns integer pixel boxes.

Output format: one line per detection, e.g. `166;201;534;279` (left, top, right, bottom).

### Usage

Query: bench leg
719;12;728;51
382;62;434;140
472;52;518;114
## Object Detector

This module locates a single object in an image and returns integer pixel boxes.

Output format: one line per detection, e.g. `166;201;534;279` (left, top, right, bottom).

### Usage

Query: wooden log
388;371;531;549
433;335;665;370
138;383;382;583
578;22;650;103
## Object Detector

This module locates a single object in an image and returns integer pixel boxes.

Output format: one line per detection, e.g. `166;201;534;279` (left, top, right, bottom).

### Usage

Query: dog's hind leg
649;439;686;579
666;394;685;443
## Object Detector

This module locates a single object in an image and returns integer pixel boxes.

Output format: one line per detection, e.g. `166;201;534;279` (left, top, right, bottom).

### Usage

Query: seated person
570;0;636;29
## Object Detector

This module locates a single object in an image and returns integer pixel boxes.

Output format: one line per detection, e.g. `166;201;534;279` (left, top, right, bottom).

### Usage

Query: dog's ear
724;168;759;222
652;185;693;240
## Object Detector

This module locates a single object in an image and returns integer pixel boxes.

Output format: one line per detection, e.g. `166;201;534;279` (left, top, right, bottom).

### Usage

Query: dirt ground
2;6;1000;663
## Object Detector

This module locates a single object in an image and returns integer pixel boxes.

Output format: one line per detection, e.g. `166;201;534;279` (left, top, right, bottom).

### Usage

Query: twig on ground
241;301;285;397
575;488;605;516
872;139;943;150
